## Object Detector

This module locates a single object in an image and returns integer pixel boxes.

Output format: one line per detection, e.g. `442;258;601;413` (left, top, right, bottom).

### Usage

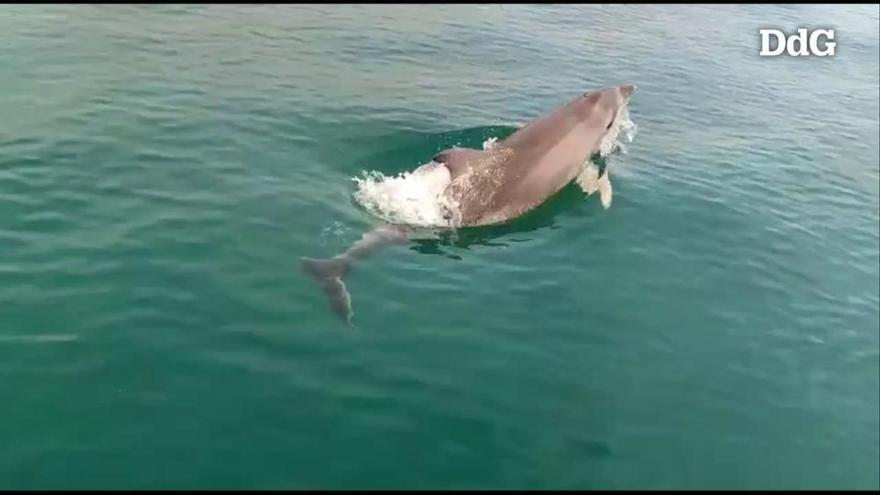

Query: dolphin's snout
619;84;636;99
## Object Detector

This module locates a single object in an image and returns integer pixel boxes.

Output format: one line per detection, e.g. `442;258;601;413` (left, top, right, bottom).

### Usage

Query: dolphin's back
436;101;601;226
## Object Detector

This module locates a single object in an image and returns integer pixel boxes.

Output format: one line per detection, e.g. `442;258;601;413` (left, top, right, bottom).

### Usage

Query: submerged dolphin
303;84;636;324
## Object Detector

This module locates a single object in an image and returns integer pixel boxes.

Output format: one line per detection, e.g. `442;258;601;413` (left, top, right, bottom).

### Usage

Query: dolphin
302;84;636;324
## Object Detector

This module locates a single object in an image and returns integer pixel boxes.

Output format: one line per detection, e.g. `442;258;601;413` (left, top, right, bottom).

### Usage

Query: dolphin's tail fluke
302;224;413;325
301;256;353;325
302;255;348;280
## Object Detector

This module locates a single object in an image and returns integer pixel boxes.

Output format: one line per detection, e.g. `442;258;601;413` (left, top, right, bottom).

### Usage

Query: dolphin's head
618;84;636;100
575;84;636;137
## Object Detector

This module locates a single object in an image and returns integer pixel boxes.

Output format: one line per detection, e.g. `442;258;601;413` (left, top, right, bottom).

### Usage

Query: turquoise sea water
1;4;878;490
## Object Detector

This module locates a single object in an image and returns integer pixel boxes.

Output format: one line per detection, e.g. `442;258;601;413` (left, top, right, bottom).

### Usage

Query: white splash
351;162;455;227
597;105;638;157
352;106;637;226
577;162;602;196
576;162;613;209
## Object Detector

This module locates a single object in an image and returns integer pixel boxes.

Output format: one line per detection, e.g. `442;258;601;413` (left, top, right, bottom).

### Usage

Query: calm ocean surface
1;4;878;490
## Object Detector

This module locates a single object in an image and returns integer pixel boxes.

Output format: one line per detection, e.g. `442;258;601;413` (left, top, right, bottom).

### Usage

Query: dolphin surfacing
303;84;636;323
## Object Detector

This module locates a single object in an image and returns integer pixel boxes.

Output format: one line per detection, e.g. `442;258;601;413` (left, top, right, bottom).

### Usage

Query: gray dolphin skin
303;84;636;323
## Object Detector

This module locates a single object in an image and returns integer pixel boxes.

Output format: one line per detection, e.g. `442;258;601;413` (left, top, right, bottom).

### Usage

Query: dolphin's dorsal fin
432;147;490;180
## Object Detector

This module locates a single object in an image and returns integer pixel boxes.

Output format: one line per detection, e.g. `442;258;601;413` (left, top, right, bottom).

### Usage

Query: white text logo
759;28;836;57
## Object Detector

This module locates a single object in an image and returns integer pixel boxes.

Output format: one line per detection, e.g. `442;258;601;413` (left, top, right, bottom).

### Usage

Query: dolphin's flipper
597;171;613;209
433;147;491;180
